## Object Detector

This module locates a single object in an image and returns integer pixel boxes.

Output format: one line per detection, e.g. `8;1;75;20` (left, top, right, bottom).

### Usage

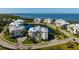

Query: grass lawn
23;32;35;44
64;29;79;38
22;39;34;44
3;29;17;43
35;42;79;50
0;46;7;50
55;35;67;40
46;24;68;40
0;45;11;50
73;34;79;38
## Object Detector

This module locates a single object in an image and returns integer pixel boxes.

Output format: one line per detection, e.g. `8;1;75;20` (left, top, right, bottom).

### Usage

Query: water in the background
14;13;79;21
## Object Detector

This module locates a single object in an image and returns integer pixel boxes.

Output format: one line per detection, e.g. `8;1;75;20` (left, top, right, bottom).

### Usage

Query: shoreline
0;14;78;23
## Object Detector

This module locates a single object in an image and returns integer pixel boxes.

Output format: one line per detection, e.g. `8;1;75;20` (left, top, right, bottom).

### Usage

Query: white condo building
34;18;42;24
8;19;25;37
55;19;69;27
44;18;52;24
67;24;79;34
28;26;48;41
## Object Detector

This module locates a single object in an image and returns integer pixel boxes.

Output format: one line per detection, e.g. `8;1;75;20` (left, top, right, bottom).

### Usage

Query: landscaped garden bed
3;29;17;43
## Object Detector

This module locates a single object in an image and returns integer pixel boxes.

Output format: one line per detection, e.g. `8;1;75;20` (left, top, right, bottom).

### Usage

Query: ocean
14;13;79;22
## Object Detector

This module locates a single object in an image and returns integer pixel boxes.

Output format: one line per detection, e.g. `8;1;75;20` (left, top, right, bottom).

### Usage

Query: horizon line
0;13;79;14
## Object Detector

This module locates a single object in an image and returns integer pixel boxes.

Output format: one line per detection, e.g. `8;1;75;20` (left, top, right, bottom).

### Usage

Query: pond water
24;24;53;33
24;24;54;40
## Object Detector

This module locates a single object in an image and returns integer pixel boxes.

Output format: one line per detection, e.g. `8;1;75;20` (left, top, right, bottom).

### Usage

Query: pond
24;24;55;40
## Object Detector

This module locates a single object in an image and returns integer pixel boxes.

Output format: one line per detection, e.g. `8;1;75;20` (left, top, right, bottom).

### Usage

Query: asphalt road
0;26;17;49
0;25;77;50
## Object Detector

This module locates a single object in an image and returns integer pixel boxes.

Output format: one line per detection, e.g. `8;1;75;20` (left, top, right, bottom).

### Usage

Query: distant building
44;18;52;24
67;24;79;34
28;26;48;41
8;19;25;37
55;19;69;28
34;18;42;24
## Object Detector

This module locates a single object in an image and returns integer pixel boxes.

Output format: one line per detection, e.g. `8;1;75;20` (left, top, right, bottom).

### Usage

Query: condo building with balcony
28;26;48;41
8;19;25;37
55;19;69;26
34;18;42;24
55;19;69;28
67;24;79;35
44;18;52;24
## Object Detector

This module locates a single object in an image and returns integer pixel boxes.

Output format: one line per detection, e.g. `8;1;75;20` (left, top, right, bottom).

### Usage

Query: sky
0;8;79;13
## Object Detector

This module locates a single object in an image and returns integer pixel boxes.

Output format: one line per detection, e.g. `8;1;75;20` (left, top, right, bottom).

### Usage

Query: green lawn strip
46;24;68;40
0;46;7;50
35;42;79;50
64;29;79;38
2;30;17;44
0;45;11;50
73;34;79;38
22;39;34;44
2;34;16;44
